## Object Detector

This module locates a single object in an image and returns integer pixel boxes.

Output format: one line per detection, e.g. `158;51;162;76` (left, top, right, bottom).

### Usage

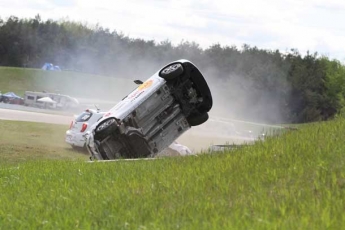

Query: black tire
3;97;9;103
101;139;122;159
159;63;184;80
94;118;117;140
183;62;213;113
187;112;209;126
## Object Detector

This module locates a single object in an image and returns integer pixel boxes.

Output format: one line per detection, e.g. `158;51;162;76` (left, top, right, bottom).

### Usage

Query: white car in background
65;109;106;149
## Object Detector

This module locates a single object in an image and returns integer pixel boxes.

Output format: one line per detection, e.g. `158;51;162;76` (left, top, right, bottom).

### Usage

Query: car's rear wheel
3;98;9;103
159;63;184;80
187;112;209;126
101;138;123;159
94;118;117;140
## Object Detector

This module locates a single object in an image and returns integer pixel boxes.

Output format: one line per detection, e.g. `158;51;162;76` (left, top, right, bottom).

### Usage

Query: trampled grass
0;119;345;229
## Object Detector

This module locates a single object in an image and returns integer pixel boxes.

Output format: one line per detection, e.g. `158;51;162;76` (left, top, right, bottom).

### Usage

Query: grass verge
0;119;345;229
0;120;86;165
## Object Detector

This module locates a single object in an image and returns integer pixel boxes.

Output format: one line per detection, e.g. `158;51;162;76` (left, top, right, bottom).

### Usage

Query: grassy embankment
0;118;344;229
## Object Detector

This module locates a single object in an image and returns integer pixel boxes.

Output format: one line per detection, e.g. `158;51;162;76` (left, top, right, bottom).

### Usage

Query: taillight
69;121;74;129
80;123;88;132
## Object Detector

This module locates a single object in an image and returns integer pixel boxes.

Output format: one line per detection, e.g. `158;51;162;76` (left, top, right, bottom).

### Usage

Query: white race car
86;59;212;160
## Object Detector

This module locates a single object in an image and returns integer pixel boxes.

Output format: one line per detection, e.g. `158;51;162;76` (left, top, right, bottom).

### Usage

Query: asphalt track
0;108;72;125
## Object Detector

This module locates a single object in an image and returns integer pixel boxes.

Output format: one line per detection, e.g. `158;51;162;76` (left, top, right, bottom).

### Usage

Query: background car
65;109;106;149
0;92;24;105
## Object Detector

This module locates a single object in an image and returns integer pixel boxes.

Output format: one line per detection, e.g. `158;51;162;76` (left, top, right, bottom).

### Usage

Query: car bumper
65;130;86;147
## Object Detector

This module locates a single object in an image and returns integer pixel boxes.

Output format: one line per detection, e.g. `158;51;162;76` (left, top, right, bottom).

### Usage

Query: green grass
0;119;345;229
0;120;86;165
0;67;134;99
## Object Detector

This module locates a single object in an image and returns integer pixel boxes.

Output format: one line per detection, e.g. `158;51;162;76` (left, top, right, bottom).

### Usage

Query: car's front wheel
159;63;184;80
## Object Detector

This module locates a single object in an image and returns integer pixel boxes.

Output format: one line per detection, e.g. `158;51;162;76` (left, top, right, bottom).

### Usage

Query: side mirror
134;80;143;85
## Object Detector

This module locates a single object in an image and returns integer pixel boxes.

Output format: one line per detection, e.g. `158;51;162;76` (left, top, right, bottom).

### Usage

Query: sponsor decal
128;91;140;99
138;79;153;91
130;91;144;102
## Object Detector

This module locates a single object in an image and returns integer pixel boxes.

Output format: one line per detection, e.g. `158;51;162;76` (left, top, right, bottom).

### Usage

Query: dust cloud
177;64;290;151
33;52;289;151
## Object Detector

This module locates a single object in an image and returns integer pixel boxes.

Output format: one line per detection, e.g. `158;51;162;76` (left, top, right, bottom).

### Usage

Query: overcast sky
1;0;344;62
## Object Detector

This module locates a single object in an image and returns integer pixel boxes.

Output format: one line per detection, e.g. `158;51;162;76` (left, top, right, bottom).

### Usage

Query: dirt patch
177;132;254;152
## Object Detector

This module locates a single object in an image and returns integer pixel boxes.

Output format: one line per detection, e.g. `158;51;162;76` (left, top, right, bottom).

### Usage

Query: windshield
76;112;92;122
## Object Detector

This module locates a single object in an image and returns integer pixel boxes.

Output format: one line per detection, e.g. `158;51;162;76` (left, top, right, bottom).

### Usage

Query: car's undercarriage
86;60;213;160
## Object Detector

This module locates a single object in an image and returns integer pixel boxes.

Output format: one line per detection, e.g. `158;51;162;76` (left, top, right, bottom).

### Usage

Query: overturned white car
86;59;212;160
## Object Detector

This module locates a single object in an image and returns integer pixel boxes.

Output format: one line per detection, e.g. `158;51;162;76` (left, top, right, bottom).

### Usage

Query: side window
27;96;35;100
76;112;92;122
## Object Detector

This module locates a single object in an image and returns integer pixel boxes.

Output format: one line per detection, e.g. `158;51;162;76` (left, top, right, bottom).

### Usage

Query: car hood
99;74;166;122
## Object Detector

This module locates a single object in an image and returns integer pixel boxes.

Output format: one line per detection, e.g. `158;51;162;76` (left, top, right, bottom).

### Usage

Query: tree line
1;15;344;124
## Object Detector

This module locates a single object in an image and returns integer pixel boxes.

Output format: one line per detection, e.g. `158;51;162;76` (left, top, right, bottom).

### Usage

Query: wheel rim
162;64;179;74
96;118;115;132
